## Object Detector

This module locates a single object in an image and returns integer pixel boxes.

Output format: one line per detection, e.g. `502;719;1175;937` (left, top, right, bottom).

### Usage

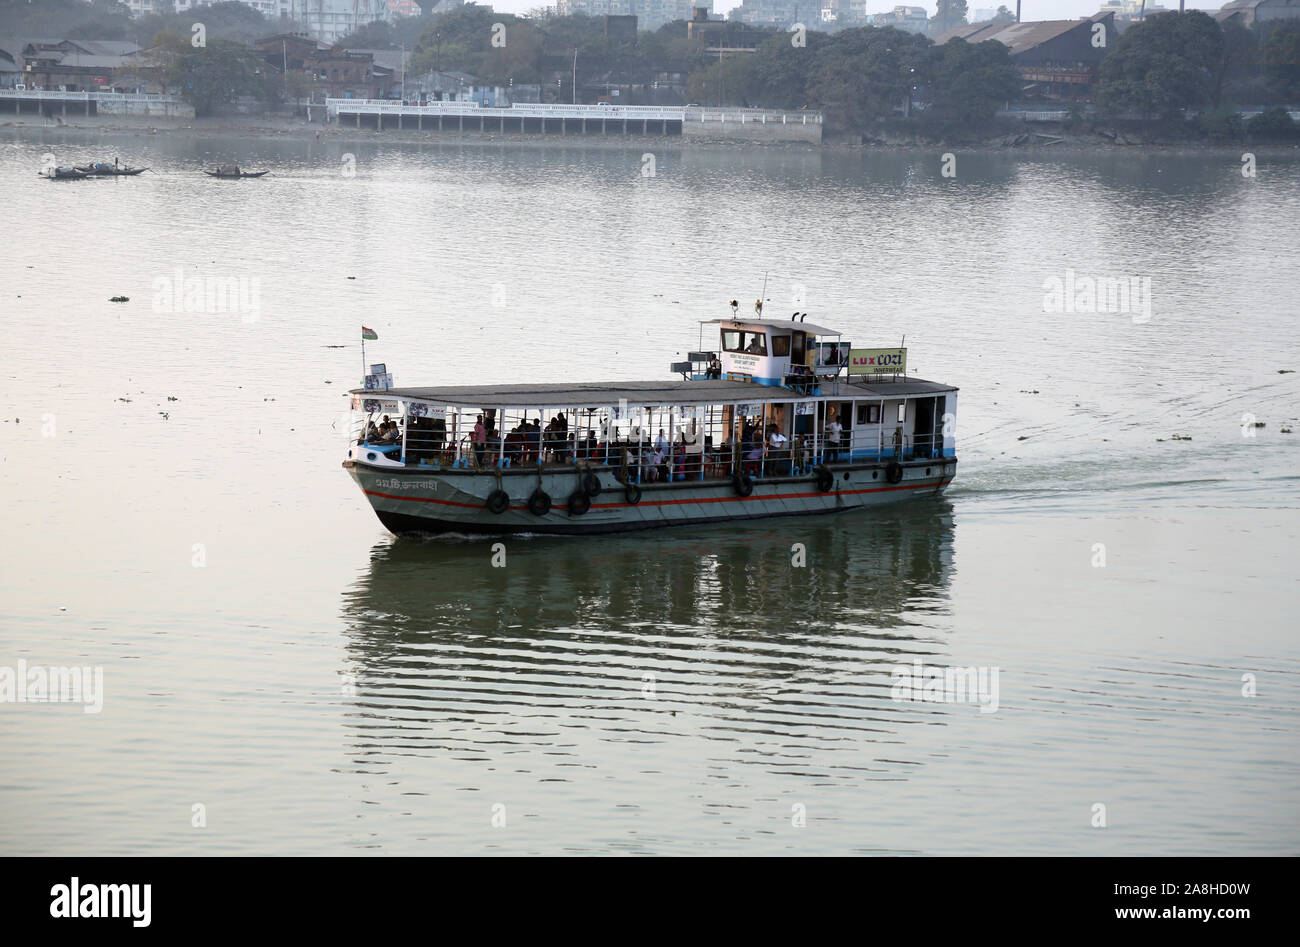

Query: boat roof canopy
352;377;956;408
699;318;843;337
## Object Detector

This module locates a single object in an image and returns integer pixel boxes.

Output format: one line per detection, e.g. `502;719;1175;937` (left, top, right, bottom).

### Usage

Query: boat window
898;403;907;423
723;331;767;355
859;403;881;424
771;335;790;357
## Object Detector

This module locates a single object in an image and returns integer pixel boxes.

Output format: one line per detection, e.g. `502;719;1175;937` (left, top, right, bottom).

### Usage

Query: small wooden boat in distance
204;165;269;179
75;161;148;176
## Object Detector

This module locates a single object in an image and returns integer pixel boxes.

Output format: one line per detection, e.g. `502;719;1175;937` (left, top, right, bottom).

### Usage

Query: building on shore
1214;0;1300;27
1;39;146;93
604;14;640;43
730;0;814;27
872;6;931;33
0;45;20;88
1096;0;1169;22
278;1;390;44
554;0;702;31
934;13;1116;101
171;0;284;16
256;34;397;99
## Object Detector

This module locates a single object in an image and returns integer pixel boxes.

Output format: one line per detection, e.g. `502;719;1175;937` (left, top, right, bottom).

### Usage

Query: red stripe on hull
363;478;952;511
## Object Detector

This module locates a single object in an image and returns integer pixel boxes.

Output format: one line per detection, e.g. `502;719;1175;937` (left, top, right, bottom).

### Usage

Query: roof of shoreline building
351;377;958;407
934;14;1111;52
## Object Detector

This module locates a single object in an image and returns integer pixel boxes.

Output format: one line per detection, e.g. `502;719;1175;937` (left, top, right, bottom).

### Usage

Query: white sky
483;1;1224;18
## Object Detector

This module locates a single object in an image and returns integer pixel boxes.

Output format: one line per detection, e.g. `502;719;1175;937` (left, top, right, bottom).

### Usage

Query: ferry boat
343;304;958;535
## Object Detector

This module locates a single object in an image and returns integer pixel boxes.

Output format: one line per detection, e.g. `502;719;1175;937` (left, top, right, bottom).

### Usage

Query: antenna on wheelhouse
756;271;769;317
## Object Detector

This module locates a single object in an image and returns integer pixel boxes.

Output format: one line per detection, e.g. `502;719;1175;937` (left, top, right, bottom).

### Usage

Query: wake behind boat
343;303;958;536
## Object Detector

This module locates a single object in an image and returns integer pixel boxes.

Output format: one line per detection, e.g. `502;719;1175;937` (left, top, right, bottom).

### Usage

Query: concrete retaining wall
683;109;822;144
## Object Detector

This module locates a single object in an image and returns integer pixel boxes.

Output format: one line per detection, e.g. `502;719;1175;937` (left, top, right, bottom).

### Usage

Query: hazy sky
483;1;1224;18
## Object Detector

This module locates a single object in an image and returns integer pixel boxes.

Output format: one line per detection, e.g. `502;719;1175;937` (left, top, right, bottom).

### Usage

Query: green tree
928;36;1019;123
337;20;397;49
1212;18;1258;105
0;0;130;38
807;27;932;128
990;5;1016;24
1096;11;1225;120
1261;21;1300;99
686;54;757;106
411;4;512;74
135;2;270;45
154;34;275;117
933;0;969;36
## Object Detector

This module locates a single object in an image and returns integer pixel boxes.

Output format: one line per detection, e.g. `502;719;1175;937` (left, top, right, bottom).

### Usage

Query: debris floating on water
109;296;129;302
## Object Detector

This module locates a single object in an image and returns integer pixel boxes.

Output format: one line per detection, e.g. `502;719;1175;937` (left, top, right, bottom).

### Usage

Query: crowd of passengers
368;408;851;475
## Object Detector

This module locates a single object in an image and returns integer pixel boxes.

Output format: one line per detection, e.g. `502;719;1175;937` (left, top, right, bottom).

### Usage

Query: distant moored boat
204;165;269;179
75;161;148;176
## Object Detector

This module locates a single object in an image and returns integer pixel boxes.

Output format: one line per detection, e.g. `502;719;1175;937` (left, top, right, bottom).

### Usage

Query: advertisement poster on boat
405;401;445;419
849;347;907;374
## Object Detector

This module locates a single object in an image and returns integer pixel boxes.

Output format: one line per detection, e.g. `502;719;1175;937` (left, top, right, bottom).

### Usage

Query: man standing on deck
826;411;842;463
473;415;487;467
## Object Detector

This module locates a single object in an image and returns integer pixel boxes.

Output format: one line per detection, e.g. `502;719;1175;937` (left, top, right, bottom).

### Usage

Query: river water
1;128;1297;855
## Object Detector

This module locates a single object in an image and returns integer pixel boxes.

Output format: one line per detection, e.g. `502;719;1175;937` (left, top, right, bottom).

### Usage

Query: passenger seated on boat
505;426;524;463
706;355;721;379
526;419;541;462
544;416;565;461
655;430;668;454
650;445;668;482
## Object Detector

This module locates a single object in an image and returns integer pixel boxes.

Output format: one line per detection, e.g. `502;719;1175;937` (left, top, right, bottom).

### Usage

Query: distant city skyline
478;0;1223;19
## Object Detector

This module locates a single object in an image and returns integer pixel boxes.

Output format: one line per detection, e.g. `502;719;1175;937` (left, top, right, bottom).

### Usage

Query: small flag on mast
361;326;378;341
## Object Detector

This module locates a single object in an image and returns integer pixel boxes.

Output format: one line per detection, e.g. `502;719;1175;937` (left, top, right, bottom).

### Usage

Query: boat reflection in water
338;503;957;769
